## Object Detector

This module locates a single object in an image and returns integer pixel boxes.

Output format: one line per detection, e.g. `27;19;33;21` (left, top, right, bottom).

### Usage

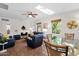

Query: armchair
26;34;43;48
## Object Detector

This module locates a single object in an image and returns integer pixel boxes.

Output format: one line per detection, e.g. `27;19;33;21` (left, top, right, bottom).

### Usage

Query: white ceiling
0;3;79;20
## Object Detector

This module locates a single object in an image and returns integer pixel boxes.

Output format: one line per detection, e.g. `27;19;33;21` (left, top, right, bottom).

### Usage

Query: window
51;19;61;34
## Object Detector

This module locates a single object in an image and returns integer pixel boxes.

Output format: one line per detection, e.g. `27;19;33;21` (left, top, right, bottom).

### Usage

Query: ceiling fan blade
28;14;32;15
32;13;38;15
22;13;27;15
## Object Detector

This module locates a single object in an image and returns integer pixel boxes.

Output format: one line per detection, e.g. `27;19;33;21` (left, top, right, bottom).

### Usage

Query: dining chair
44;40;68;56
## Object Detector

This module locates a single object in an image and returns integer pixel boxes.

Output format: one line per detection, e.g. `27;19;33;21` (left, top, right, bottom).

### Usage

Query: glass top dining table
48;39;79;56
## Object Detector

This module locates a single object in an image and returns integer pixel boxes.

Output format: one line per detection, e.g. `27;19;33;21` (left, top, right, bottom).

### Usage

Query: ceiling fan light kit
22;11;38;18
28;15;32;18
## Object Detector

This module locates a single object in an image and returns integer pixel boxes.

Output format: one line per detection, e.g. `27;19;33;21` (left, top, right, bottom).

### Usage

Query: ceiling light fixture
28;15;32;18
35;5;54;15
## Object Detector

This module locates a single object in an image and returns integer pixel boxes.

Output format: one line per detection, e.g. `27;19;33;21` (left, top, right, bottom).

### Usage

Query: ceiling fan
22;11;38;18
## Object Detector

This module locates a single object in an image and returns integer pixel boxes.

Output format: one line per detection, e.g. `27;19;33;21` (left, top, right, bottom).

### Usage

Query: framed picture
37;22;42;32
51;19;61;34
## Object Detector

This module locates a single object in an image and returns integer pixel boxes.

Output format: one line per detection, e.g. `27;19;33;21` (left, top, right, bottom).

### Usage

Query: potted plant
0;33;9;43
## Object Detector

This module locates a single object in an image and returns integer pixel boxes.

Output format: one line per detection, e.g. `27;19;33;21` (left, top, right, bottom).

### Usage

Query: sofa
26;32;43;48
13;35;21;40
36;32;43;34
0;36;15;51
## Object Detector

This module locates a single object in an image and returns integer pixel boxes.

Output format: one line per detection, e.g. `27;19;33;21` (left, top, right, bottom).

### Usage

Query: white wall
0;16;34;35
34;10;79;39
1;9;79;39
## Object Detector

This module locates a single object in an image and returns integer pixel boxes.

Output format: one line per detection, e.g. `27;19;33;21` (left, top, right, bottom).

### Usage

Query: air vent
0;3;8;10
1;19;9;21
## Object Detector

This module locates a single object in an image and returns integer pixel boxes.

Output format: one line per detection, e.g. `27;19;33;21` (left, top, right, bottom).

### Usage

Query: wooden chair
44;40;68;56
65;33;74;40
